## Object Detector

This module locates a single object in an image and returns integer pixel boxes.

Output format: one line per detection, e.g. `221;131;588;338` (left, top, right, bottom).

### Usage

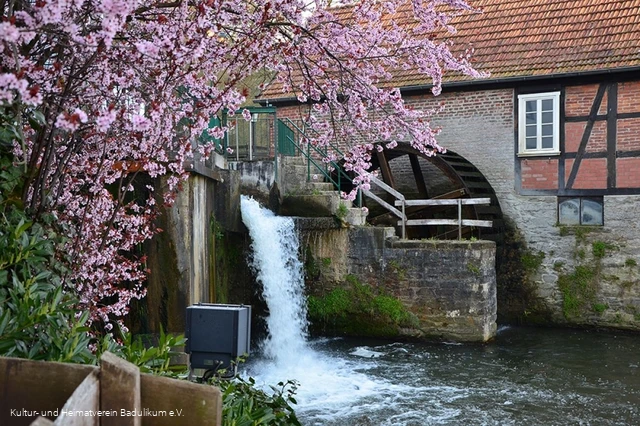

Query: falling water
240;196;385;421
240;195;309;363
240;196;640;425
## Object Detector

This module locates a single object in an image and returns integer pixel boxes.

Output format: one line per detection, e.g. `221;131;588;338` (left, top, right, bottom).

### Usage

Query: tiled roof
261;0;640;99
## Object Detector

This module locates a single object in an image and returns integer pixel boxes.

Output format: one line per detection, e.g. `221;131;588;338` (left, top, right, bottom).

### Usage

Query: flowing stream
240;196;640;425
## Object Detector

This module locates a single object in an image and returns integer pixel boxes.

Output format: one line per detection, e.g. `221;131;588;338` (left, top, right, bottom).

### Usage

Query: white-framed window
518;91;560;156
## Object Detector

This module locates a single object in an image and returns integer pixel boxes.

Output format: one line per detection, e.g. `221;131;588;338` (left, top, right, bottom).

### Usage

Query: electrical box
185;303;251;371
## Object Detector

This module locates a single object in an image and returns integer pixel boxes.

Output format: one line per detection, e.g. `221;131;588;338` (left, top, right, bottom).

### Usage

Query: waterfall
240;196;385;423
240;196;309;365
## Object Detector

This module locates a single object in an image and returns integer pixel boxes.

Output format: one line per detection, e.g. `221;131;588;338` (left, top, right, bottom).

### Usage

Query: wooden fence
395;197;493;240
0;352;221;426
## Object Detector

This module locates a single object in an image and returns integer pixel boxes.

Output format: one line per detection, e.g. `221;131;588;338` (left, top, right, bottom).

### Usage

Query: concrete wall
139;169;243;334
300;224;497;342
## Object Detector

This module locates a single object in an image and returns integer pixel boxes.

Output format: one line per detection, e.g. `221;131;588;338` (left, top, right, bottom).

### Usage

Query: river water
240;196;640;425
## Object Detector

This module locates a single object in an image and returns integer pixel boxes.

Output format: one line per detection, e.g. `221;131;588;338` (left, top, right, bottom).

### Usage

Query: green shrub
209;376;301;426
0;208;94;363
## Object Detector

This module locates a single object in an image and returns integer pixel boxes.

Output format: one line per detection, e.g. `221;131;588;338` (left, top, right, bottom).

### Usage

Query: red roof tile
261;0;640;99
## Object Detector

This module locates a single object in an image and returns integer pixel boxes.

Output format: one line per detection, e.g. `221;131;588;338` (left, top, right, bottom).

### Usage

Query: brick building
258;0;640;328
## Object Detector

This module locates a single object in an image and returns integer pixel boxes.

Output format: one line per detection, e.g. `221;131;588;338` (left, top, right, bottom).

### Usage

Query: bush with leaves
209;376;301;426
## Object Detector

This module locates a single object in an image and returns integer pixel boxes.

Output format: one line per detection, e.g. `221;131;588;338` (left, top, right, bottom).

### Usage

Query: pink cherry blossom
0;0;481;331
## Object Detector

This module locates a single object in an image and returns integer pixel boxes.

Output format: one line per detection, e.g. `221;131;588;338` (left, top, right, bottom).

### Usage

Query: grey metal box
185;303;251;370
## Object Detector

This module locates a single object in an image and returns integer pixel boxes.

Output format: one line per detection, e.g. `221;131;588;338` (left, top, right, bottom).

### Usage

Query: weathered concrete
228;160;274;198
140;168;241;334
301;224;497;342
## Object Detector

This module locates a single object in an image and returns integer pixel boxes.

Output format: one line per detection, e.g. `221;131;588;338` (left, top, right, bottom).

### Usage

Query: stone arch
351;142;505;243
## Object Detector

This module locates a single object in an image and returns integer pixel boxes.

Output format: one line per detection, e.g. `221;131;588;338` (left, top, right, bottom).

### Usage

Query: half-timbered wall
517;81;640;195
271;78;640;330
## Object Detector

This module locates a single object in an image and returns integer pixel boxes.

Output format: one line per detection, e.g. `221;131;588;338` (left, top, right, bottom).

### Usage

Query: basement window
558;197;603;226
518;92;560;157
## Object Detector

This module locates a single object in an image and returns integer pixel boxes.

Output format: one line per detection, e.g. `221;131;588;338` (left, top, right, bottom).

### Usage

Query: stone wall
401;87;640;329
301;225;497;342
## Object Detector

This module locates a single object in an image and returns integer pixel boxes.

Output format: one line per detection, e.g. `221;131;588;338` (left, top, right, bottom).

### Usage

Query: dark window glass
558;197;604;226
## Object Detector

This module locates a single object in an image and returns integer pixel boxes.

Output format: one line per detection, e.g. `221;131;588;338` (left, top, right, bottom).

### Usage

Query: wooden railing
395;197;493;240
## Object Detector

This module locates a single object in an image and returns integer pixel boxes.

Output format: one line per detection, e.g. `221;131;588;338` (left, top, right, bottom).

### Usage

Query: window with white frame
518;92;560;156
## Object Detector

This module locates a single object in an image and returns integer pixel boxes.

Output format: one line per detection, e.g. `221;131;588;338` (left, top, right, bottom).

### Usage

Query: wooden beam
369;175;405;201
395;198;491;207
607;83;617;189
376;150;396;188
0;357;97;426
408;154;429;197
400;219;493;227
363;190;406;220
55;371;100;426
140;374;222;426
566;83;607;189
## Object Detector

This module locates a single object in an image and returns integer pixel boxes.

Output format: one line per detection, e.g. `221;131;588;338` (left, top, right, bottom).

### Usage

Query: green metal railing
276;118;361;206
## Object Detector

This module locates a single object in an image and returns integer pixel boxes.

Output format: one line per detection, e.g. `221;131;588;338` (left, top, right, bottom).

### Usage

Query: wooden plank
402;219;459;226
363;190;405;220
100;351;141;426
54;371;100;426
423;178;462;201
0;357;96;426
369;175;405;201
409;154;429;197
376;150;396;189
140;374;222;426
401;219;493;227
395;198;491;207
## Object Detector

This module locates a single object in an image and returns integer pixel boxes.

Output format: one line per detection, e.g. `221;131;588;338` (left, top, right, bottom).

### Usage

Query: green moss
307;275;416;337
621;280;636;290
592;303;608;313
388;259;407;280
625;258;637;267
521;250;545;272
558;265;597;318
592;241;616;258
467;262;480;277
553;261;565;272
321;257;332;267
335;202;349;220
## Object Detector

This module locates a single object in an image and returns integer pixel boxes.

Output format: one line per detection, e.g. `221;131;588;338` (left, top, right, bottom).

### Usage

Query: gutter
257;66;640;106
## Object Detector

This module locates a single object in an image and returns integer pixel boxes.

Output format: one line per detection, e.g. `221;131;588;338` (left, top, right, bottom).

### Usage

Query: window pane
559;199;580;225
582;199;603;225
542;124;553;136
526;125;537;137
542;136;553;149
541;99;553;111
526;112;537;125
526;100;537;112
542;111;553;124
526;137;537;150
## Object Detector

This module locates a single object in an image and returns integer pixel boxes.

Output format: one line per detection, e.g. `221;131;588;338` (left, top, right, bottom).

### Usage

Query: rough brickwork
565;84;608;117
617;117;640;152
565;158;608;189
270;82;640;331
301;226;497;342
521;159;558;190
617;158;640;188
618;81;640;114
